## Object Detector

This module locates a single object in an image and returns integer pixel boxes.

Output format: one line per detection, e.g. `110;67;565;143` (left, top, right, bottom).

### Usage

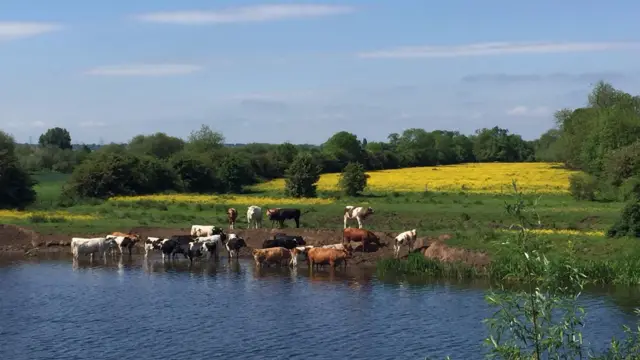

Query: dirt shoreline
0;224;490;268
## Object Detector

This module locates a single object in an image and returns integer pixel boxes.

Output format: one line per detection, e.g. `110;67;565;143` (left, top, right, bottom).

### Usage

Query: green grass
5;172;637;275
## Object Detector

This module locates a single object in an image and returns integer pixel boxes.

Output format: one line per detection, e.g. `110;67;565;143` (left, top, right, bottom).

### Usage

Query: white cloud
0;21;62;41
357;41;640;59
133;4;354;24
506;106;549;117
84;64;203;77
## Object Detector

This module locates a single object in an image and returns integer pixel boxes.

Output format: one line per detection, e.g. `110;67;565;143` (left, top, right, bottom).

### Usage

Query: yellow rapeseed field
108;194;334;206
0;210;97;221
500;229;605;237
252;162;579;194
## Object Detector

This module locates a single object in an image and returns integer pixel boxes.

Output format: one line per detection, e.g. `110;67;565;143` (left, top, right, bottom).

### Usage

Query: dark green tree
39;127;72;150
0;130;37;209
338;162;368;196
284;152;321;198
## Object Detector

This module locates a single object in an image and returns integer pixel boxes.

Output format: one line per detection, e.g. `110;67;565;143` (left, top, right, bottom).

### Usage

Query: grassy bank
1;164;637;284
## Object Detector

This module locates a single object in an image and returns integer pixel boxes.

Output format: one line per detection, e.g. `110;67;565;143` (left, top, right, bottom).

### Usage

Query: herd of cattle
69;205;420;269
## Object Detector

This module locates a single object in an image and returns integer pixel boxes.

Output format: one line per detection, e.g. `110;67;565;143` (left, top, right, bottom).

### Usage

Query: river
0;254;638;359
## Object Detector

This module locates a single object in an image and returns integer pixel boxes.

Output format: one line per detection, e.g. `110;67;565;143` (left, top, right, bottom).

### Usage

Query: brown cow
342;228;382;253
227;208;238;229
306;247;351;270
252;247;293;267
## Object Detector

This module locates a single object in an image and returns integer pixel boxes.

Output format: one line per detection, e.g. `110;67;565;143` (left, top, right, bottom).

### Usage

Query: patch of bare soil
0;224;42;253
0;224;489;268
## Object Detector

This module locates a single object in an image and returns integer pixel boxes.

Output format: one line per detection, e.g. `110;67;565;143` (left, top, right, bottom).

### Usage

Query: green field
3;172;631;263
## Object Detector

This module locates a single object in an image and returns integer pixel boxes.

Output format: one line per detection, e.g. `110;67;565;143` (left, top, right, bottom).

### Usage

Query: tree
65;152;175;198
338;162;368;196
186;125;225;153
39;127;72;150
170;152;217;193
0;130;36;209
322;131;365;171
217;154;254;193
284;152;321;198
128;132;184;159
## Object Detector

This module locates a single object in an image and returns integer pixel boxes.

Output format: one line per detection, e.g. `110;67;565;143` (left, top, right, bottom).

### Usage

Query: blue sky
1;1;640;144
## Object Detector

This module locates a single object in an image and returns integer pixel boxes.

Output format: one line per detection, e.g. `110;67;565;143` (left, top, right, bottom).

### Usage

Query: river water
0;254;638;360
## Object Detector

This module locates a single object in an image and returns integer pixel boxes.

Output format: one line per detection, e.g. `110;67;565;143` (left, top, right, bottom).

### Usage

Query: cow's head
227;208;237;216
343;244;354;257
410;229;417;237
366;207;374;215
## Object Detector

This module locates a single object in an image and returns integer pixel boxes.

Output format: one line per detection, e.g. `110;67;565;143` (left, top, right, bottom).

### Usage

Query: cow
291;246;315;266
190;225;223;237
156;238;180;261
227;208;238;229
247;205;262;229
342;228;383;253
169;235;193;259
70;237;116;261
195;234;226;259
106;234;140;256
266;208;301;228
306;247;351;270
262;236;305;250
143;237;164;257
273;233;306;245
187;241;205;263
252;247;293;268
343;206;374;229
322;243;353;251
225;237;247;260
394;229;418;258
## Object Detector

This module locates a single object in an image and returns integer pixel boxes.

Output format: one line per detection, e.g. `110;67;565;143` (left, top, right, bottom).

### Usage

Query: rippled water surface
0;254;639;360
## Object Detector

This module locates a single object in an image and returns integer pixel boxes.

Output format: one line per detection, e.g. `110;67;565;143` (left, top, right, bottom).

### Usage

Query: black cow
273;233;306;245
266;208;301;228
225;237;247;260
169;235;193;259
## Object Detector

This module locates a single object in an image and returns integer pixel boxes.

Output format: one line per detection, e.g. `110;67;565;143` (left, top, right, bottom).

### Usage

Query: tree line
2;80;640;210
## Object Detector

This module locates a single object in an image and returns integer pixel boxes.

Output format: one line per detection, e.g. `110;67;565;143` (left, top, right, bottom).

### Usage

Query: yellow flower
0;210;97;221
252;162;580;194
499;229;605;237
108;194;334;206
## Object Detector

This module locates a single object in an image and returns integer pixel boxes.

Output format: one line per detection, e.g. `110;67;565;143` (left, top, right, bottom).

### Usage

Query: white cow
190;225;221;237
70;237;115;261
143;237;164;257
195;234;225;258
322;243;349;251
247;205;262;229
291;245;314;266
105;235;139;256
343;206;374;229
393;229;418;258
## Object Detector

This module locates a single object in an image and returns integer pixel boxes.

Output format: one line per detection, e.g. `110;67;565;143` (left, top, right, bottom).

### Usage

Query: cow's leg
343;216;348;229
295;217;300;228
357;217;363;229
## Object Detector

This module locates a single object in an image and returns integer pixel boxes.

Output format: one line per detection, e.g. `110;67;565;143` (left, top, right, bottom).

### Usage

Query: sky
1;1;640;145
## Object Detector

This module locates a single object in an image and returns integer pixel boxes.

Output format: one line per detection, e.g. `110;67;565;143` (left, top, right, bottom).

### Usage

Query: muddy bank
0;225;490;268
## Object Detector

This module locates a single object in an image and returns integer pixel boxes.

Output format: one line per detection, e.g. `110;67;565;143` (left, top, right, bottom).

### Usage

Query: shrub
284;152;321;198
65;152;176;198
568;173;598;201
620;177;640;201
338;162;368;196
607;200;640;238
170;152;217;193
0;131;37;209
